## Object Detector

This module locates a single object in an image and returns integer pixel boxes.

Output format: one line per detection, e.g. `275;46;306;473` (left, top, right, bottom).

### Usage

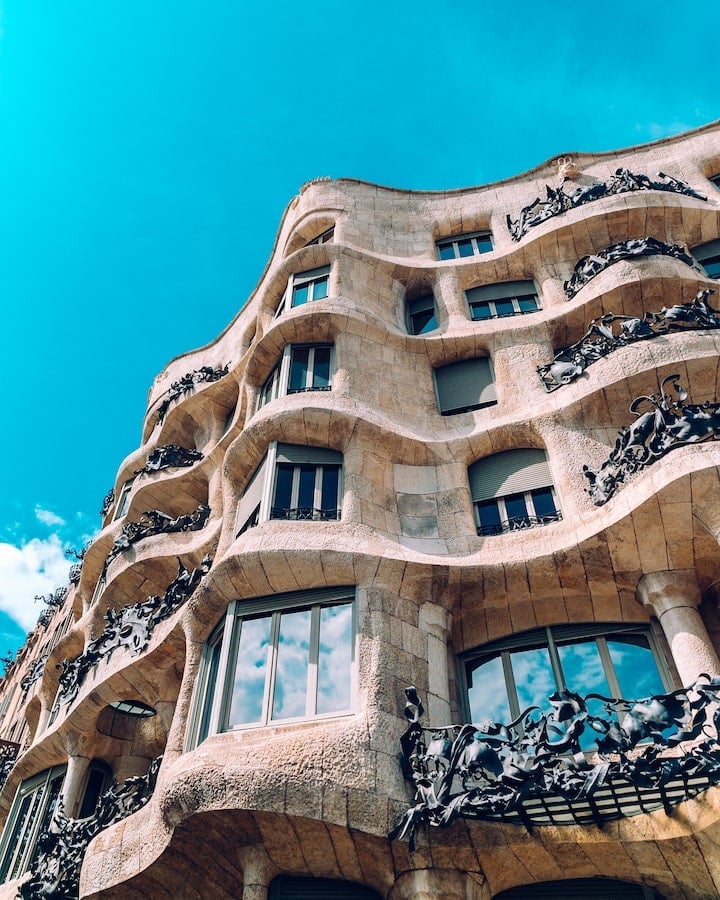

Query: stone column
61;755;90;818
237;846;275;900
637;570;720;684
389;868;488;900
419;604;452;724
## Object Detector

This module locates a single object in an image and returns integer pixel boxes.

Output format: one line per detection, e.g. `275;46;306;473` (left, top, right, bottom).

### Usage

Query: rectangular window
306;227;335;246
475;487;560;535
466;280;540;321
0;766;66;883
271;463;341;520
406;293;437;335
113;480;134;520
189;587;356;743
692;239;720;280
436;230;493;260
258;344;334;410
434;357;496;415
291;266;330;308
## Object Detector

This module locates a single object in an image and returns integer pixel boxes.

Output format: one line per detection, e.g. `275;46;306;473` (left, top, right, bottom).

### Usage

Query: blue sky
0;0;718;659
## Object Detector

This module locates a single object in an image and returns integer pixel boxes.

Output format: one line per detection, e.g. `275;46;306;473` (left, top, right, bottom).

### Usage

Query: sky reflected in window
317;604;352;714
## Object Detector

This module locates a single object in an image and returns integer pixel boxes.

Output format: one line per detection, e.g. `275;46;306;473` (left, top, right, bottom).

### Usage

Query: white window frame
258;344;334;410
436;229;493;260
474;486;561;536
275;266;331;317
187;587;357;745
306;226;335;246
405;293;438;335
113;479;134;520
270;461;342;521
466;280;541;321
0;764;66;884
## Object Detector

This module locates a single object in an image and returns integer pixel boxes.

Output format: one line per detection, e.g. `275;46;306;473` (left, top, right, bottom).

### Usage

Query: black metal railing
270;507;340;521
477;510;562;536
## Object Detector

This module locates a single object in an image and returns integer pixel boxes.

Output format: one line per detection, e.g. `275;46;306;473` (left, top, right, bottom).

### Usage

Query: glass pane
320;466;339;516
312;276;328;299
471;302;492;321
477;499;502;535
312;346;331;388
317;604;352;714
531;487;557;520
28;774;63;871
289;347;310;392
411;310;437;335
467;656;511;724
272;608;311;720
0;792;37;880
703;257;720;279
297;465;316;513
292;283;309;307
272;465;294;516
475;234;493;253
495;299;515;317
457;239;474;257
517;294;539;312
511;646;556;712
557;639;610;696
504;493;529;527
437;243;455;260
227;615;271;726
197;638;222;743
607;637;665;699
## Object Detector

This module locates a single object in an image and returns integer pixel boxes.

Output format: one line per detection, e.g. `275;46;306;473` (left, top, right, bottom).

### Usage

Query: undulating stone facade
2;123;720;899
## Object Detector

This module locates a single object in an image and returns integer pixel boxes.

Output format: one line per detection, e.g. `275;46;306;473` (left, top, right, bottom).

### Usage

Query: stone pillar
61;755;90;818
419;604;452;724
237;846;275;900
389;868;488;900
637;570;720;684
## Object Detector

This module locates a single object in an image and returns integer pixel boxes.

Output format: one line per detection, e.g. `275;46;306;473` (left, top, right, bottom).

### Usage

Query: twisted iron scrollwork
538;289;719;391
133;444;203;477
564;237;703;299
507;168;706;242
390;678;720;849
20;656;48;696
99;488;114;519
0;740;20;792
18;756;162;900
102;504;210;575
583;374;720;505
56;556;211;707
156;364;229;425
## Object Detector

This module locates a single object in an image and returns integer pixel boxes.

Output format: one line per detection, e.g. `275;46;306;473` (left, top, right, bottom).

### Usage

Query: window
258;344;334;409
306;226;334;246
190;587;356;742
709;174;720;190
271;445;342;521
405;293;438;335
90;575;106;606
436;230;493;260
466;280;540;321
235;443;343;534
468;448;561;535
269;875;380;900
113;479;134;520
460;624;670;742
77;760;112;819
0;765;66;883
692;238;720;279
434;357;496;415
276;266;330;316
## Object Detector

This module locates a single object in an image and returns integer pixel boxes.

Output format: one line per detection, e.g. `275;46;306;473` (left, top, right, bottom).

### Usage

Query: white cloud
35;507;66;527
0;536;71;632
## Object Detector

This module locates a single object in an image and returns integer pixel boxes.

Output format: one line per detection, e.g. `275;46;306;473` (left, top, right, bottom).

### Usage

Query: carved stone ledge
538;289;719;391
507;168;706;242
583;374;720;505
564;237;703;299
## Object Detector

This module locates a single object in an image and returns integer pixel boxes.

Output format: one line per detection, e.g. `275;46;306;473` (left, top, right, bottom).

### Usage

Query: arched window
494;876;664;899
468;448;560;535
269;875;381;899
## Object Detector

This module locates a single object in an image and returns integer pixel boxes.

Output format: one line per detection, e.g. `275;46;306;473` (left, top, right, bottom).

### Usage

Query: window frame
434;356;497;415
475;485;561;535
458;622;674;728
187;587;357;745
405;292;438;335
275;266;331;317
113;479;134;520
691;238;720;280
0;764;66;884
466;280;541;321
306;226;335;246
436;229;493;260
258;343;335;410
709;173;720;190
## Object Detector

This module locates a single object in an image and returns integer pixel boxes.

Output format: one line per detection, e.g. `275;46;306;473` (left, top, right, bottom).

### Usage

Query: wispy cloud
0;536;71;632
35;507;66;527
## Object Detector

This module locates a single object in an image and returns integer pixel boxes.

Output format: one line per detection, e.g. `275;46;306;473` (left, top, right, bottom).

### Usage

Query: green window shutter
468;449;552;502
466;279;537;303
276;444;342;465
435;358;496;414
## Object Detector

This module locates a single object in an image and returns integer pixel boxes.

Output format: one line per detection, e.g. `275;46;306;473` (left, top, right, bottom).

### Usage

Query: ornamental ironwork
56;556;211;707
564;237;703;299
270;506;340;521
156;364;229;425
476;510;562;536
507;168;706;242
102;504;210;575
21;656;48;696
390;679;720;849
0;740;20;792
18;756;162;900
99;488;114;519
65;545;89;586
583;374;720;506
538;289;719;391
133;444;203;477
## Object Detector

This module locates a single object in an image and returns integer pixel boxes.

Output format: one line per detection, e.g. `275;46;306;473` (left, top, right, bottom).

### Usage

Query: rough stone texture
0;124;719;898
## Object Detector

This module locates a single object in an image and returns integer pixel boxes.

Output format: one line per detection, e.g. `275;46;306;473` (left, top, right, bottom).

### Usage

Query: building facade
1;123;720;898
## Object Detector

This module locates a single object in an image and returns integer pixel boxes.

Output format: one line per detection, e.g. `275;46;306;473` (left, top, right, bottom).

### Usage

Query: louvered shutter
468;449;552;502
466;279;537;303
276;444;342;465
435;358;496;414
